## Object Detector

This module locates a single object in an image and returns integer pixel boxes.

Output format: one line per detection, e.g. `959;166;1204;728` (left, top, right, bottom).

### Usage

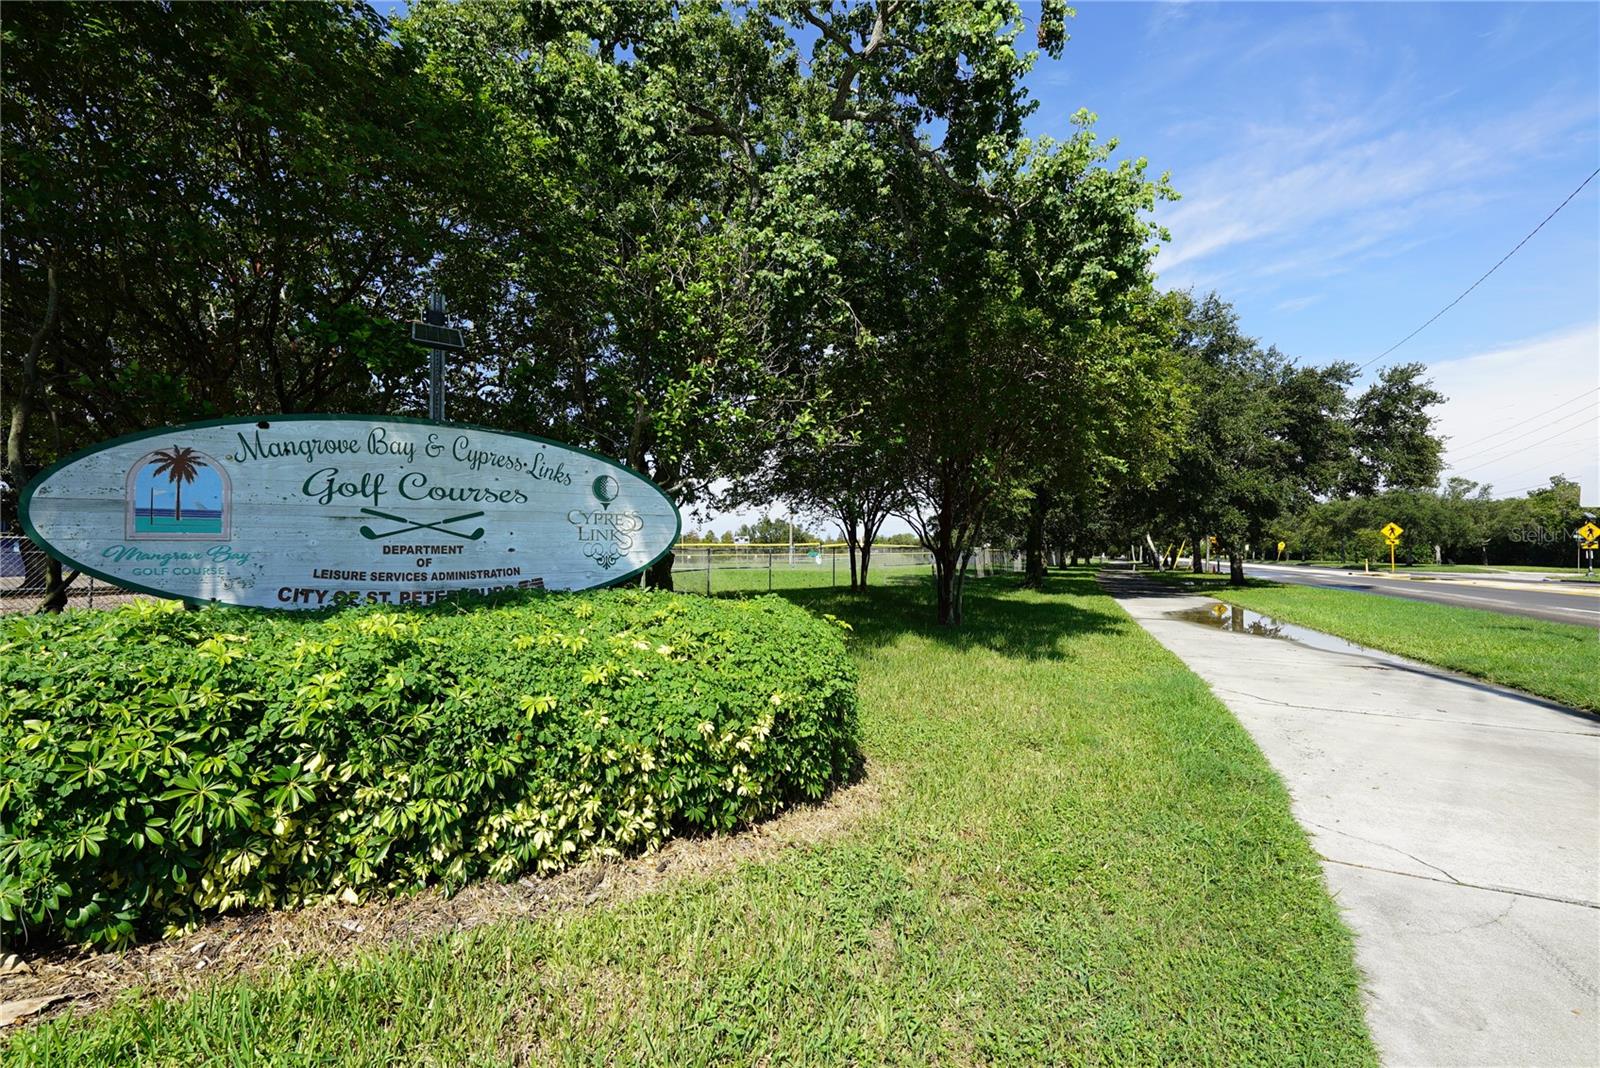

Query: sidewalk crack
1320;857;1600;909
1306;820;1463;884
1215;686;1600;737
1438;897;1516;936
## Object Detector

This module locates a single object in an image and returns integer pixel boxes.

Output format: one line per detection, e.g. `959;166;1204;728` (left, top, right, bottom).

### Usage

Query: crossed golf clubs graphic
358;507;486;541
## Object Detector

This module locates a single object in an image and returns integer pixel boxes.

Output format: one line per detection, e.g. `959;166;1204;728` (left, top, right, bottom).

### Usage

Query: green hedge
0;590;858;948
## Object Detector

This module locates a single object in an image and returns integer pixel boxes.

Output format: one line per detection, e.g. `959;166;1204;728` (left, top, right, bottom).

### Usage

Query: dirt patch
1;768;887;1031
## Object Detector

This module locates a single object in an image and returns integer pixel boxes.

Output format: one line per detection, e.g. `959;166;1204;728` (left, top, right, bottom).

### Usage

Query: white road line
1245;568;1600;620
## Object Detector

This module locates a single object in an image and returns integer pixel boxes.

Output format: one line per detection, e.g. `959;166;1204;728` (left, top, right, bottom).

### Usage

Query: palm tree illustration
149;446;207;523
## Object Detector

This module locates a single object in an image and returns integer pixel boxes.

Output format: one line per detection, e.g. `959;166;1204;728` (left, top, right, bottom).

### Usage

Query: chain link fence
666;544;1023;594
0;535;1022;614
1;534;151;614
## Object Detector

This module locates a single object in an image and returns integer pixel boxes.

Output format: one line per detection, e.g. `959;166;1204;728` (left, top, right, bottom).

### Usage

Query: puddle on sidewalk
1166;603;1415;667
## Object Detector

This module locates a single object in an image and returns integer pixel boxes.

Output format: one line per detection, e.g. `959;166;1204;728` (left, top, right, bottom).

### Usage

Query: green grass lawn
1144;570;1600;713
9;572;1374;1066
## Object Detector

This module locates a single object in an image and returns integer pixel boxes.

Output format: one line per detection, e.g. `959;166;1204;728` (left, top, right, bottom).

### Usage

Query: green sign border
18;413;683;608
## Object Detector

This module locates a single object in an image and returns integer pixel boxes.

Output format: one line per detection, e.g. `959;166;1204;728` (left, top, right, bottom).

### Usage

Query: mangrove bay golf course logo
20;416;679;609
126;445;232;540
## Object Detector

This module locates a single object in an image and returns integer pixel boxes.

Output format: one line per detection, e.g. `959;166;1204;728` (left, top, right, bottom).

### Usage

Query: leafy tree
1018;292;1191;585
1279;476;1586;568
727;346;910;587
1348;363;1446;494
732;516;824;545
1150;293;1355;585
5;0;1183;626
2;1;492;439
400;0;840;589
3;1;495;607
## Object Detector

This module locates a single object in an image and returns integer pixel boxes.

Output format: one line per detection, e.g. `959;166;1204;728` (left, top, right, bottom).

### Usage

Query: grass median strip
1142;570;1599;713
8;573;1374;1065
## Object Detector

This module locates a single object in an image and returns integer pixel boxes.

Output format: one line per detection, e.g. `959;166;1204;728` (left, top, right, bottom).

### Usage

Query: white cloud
1146;1;1198;38
1427;322;1600;500
1152;93;1597;290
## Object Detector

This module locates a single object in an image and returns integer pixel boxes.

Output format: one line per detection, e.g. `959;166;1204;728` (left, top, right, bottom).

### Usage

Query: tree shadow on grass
1095;570;1286;599
716;569;1126;662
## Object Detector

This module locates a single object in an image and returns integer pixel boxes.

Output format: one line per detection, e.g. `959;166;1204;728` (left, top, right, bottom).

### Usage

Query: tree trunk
1144;532;1164;570
858;502;890;591
8;260;63;609
934;551;965;626
36;559;77;613
836;503;863;590
5;260;59;502
1229;551;1245;586
644;551;674;590
1022;490;1047;588
1192;532;1205;573
20;542;51;592
926;515;971;626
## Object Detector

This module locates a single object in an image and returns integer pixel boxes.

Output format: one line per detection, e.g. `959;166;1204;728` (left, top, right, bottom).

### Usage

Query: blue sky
133;459;224;514
1024;1;1598;501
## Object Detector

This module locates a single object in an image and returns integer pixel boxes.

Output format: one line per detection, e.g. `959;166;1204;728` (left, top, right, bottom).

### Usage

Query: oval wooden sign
20;415;680;609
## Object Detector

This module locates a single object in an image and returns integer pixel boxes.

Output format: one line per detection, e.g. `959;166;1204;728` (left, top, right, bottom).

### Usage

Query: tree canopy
5;0;1532;618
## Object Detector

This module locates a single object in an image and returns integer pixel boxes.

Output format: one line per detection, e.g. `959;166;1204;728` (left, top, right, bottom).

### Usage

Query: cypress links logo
566;474;643;570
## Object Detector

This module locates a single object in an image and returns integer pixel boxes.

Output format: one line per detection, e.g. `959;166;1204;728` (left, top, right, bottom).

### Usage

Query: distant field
669;552;1021;594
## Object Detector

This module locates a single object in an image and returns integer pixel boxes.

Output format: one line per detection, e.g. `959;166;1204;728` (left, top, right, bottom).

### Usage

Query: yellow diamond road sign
1381;522;1403;540
1578;521;1600;542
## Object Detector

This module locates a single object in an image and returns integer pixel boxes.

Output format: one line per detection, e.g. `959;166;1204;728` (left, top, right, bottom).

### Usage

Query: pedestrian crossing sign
1577;521;1600;542
1380;522;1403;542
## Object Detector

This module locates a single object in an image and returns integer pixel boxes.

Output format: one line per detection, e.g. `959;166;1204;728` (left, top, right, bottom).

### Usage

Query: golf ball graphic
593;474;620;504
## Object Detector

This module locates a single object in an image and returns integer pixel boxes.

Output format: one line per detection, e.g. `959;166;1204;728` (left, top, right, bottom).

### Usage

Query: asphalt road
1241;562;1600;626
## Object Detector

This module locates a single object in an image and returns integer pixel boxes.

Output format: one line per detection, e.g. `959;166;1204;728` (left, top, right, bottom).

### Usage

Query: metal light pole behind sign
408;293;466;423
426;293;446;422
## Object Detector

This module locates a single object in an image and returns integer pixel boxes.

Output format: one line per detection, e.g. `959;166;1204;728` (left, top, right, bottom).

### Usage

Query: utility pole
426;293;447;422
405;293;464;423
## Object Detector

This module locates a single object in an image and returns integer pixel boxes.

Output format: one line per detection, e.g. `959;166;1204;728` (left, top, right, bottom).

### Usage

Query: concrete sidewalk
1101;573;1599;1067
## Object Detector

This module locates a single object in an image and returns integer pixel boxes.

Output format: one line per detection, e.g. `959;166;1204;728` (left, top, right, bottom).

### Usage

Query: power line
1503;468;1590;496
1447;426;1596;477
1355;166;1600;374
1445;387;1599;452
1502;462;1590;495
1450;432;1594;477
1444;398;1598;467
